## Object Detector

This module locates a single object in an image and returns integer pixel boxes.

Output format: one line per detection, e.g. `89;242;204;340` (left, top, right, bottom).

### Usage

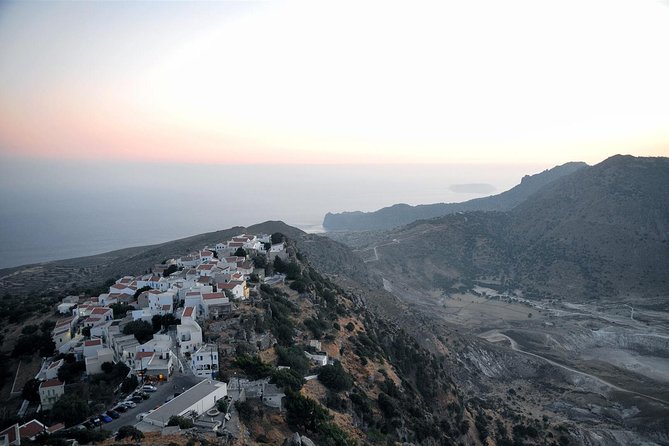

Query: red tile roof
40;379;63;389
203;292;226;300
136;351;153;359
19;420;46;439
91;307;111;315
182;307;194;318
47;423;64;433
0;424;19;444
84;339;102;347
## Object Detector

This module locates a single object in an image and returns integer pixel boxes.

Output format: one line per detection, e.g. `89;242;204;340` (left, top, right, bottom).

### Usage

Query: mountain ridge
359;154;669;303
323;161;588;231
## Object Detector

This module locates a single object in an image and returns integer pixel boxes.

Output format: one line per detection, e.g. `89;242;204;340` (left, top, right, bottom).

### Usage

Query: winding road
480;330;669;407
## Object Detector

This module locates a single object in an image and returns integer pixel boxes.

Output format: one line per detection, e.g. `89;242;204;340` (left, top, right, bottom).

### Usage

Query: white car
141;385;158;392
122;401;137;408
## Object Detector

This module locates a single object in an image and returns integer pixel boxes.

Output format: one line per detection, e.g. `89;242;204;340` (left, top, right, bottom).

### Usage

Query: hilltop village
0;229;572;446
0;233;348;445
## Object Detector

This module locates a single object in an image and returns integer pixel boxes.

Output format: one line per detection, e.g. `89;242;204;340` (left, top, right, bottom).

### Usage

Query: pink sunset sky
1;0;668;166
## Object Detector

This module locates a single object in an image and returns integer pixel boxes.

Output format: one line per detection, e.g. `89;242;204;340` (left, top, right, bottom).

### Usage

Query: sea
0;158;548;269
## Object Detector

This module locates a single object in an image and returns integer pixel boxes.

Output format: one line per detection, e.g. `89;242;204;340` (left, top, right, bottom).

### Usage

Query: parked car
113;405;127;413
89;417;101;427
130;395;143;403
82;421;93;429
122;400;137;408
142;385;157;392
107;410;120;419
100;414;113;423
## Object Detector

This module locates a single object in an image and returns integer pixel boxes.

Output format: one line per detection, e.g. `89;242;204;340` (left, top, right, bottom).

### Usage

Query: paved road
481;330;669;407
97;372;203;433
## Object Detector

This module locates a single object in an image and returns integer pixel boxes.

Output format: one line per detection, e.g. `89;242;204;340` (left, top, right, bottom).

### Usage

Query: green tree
121;375;139;394
271;368;305;392
52;393;90;426
234;247;247;257
40;319;56;333
116;425;144;441
22;325;39;335
134;285;151;299
22;378;41;402
276;346;310;375
233;355;273;380
110;303;135;319
271;233;284;244
273;257;287;274
123;320;154;343
252;255;267;269
285;262;301;280
163;264;178;277
318;363;353;392
285;392;330;433
57;360;85;383
167;416;194;428
216;399;229;413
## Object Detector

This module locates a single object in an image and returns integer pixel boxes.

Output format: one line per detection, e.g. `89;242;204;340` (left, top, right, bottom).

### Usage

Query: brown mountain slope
360;155;669;303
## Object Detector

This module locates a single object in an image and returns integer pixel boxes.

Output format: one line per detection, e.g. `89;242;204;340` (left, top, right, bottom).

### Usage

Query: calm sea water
0;158;547;269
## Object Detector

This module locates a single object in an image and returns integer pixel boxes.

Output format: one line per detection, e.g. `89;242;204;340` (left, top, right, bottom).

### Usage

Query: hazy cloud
449;183;497;194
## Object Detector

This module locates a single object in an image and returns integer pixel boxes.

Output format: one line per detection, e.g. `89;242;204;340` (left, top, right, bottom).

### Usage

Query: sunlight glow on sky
1;0;668;165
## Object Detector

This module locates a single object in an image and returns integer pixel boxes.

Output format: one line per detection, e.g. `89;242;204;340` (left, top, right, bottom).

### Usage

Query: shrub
318;363;353;392
167;415;194;429
115;425;144;441
271;368;305;392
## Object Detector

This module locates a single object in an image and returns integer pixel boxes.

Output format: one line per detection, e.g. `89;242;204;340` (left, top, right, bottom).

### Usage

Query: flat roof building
142;379;227;427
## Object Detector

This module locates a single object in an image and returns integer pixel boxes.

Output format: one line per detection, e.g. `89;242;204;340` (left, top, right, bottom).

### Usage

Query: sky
1;0;668;166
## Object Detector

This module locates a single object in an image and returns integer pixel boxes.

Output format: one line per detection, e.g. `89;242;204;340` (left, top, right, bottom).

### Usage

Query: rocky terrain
323;155;669;445
1;155;668;445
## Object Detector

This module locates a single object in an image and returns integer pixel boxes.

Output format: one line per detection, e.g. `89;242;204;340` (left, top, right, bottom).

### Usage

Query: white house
200;249;214;263
134;350;174;380
191;344;218;378
89;307;113;323
201;292;229;317
52;326;71;353
83;339;104;358
177;307;202;355
109;283;135;295
57;302;76;315
236;261;254;276
148;291;175;315
305;351;328;367
112;334;140;367
41;359;64;380
136;334;173;354
39;379;64;410
218;281;248;300
177;254;200;269
85;348;114;375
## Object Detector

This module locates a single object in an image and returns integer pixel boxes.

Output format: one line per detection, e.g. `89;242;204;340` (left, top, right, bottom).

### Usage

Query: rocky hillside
356;155;669;303
208;235;579;446
323;162;587;231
